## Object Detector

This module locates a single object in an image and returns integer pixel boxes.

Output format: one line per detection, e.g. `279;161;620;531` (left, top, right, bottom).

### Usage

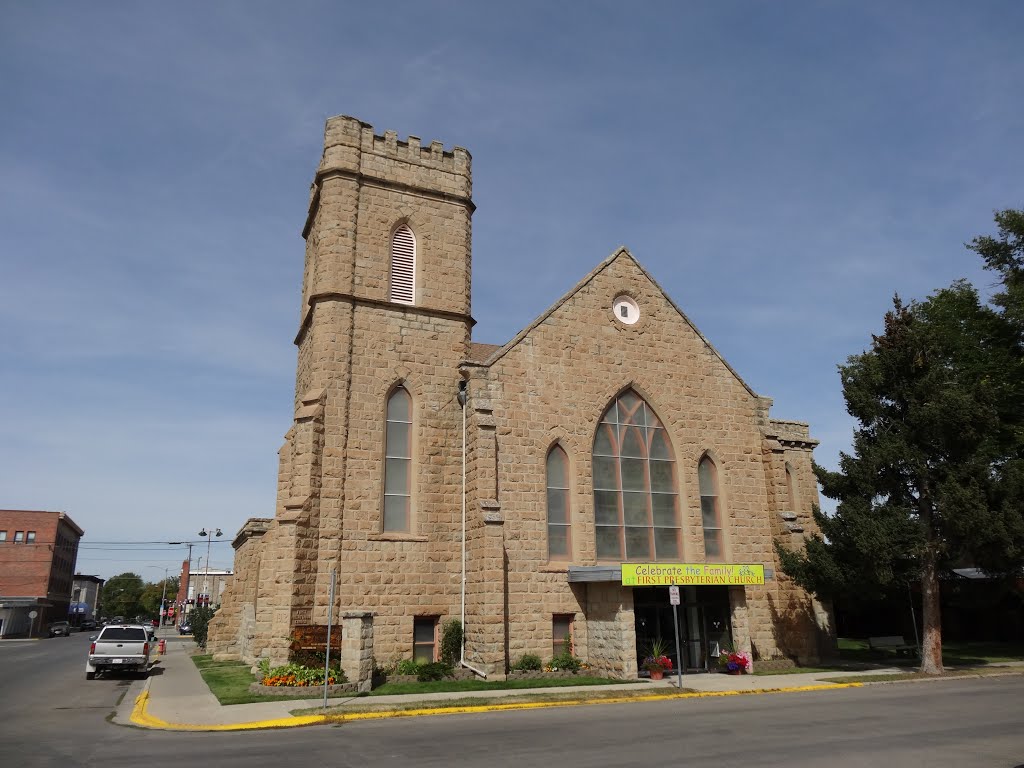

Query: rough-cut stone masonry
208;114;834;677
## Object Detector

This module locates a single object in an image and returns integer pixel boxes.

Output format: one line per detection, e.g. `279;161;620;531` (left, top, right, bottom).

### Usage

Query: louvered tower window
390;225;416;304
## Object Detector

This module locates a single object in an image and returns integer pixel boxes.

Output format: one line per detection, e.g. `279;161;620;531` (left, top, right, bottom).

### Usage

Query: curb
128;681;863;732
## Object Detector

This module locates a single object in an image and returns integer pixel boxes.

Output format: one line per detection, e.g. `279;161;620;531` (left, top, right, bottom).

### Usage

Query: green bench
868;635;918;657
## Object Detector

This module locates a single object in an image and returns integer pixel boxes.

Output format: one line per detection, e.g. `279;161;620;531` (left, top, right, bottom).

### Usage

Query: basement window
413;616;438;663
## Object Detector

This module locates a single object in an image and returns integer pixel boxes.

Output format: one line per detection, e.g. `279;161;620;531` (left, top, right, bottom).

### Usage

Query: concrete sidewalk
115;630;1020;731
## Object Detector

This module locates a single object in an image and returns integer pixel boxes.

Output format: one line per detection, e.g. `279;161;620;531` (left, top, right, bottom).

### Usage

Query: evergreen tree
779;211;1024;675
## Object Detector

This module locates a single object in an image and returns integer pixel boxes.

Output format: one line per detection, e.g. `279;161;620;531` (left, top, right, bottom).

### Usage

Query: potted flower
717;648;751;675
642;638;673;680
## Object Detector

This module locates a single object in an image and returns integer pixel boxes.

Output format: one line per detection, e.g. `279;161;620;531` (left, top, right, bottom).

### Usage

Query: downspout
457;379;487;679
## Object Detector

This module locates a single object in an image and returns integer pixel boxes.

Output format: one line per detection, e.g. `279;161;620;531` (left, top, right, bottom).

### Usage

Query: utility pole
158;568;169;626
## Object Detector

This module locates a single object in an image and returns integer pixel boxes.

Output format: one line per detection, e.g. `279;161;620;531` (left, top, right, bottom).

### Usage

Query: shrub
546;651;582;673
416;662;451;682
289;647;341;670
439;619;463;668
511;653;543;671
394;658;421;676
189;606;216;648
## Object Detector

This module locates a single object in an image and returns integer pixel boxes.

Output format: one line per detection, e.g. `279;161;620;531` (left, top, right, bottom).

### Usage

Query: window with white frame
698;456;723;561
413;616;438;663
383;386;413;532
546;445;572;560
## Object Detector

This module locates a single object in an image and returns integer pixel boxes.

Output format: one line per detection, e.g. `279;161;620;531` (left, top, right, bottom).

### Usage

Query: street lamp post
198;527;222;608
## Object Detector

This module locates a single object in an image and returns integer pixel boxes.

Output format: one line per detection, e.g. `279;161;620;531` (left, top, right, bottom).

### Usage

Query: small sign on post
668;587;683;688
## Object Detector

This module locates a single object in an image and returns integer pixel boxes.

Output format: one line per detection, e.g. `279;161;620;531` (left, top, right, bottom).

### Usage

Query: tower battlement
318;115;471;195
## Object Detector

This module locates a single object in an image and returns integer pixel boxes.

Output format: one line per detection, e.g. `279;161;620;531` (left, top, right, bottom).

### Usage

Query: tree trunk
919;551;944;675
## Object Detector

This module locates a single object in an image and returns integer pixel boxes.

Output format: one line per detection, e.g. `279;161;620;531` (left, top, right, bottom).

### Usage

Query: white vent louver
390;225;416;304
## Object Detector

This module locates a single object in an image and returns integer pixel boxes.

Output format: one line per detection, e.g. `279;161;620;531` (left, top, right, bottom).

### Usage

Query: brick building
0;510;83;637
208;116;834;677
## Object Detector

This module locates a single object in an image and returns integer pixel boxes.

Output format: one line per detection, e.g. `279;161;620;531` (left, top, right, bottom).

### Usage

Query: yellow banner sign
621;563;765;586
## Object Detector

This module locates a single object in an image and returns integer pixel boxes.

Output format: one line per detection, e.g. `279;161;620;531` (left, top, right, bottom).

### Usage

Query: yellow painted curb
129;682;862;732
333;683;863;722
130;690;329;731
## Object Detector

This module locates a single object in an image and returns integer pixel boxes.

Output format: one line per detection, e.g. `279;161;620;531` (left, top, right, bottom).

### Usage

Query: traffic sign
669;586;680;605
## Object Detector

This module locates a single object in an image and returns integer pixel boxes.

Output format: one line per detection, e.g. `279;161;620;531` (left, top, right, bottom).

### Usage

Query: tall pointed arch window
698;456;723;561
390;225;416;304
785;462;798;510
384;386;412;532
546;445;572;560
592;390;680;561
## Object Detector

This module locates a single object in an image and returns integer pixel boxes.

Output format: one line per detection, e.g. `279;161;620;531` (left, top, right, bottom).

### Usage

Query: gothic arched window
698;456;723;562
592;390;680;561
785;462;798;510
384;386;412;532
546;445;572;560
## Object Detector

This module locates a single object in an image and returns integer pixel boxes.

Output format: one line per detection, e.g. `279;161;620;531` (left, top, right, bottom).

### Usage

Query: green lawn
191;656;322;705
940;641;1024;665
837;638;1024;666
753;639;1024;676
191;655;632;704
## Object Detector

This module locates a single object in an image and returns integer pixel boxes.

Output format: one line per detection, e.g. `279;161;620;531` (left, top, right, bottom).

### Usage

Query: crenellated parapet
323;115;471;175
764;418;819;451
305;115;472;239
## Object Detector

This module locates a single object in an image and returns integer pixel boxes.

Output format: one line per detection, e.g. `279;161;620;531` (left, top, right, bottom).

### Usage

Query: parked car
86;624;151;679
79;619;97;631
177;620;192;635
48;621;72;637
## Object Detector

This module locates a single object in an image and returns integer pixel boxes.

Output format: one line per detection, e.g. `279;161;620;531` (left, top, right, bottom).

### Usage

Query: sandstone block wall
209;115;832;674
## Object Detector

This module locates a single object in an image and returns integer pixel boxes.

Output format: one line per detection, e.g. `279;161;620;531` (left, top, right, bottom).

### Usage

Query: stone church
207;115;834;681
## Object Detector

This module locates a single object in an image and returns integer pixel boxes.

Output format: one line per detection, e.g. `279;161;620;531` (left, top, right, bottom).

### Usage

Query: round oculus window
612;295;640;325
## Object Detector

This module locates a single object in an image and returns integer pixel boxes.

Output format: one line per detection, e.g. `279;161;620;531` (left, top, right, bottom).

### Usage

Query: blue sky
2;1;1021;581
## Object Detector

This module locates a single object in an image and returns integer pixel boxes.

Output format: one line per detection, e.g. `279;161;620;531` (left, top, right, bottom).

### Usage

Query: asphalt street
2;633;1023;767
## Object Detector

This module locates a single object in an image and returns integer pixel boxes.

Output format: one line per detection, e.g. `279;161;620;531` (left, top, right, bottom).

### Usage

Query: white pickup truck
86;624;152;679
